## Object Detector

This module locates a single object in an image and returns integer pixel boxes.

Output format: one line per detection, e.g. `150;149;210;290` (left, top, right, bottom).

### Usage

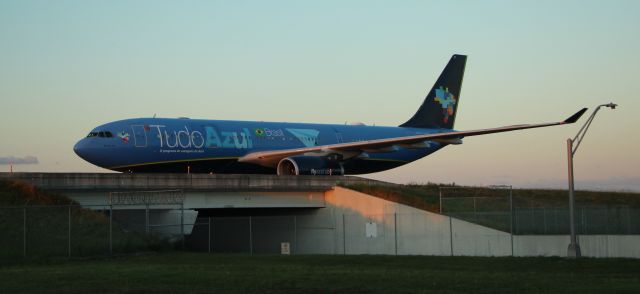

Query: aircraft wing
238;108;587;167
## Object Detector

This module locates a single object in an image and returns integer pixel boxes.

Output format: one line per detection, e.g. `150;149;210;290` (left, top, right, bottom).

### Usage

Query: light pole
567;102;617;258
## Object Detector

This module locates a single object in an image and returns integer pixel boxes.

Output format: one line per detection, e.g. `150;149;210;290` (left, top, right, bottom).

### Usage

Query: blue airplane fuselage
73;118;447;174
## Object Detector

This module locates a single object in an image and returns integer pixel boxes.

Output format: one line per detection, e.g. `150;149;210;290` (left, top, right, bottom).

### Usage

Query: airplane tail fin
400;54;467;129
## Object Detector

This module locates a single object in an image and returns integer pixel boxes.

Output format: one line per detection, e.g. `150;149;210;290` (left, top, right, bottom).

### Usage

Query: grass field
342;183;640;213
1;252;639;293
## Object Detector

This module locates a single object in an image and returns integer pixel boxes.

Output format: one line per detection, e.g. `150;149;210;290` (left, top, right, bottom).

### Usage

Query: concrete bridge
1;172;398;241
1;172;397;208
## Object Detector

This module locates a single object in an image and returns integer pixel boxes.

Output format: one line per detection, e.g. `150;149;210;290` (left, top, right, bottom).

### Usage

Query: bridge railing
0;173;397;191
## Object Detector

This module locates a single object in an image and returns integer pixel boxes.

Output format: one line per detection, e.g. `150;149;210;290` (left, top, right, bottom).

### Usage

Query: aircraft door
131;125;147;147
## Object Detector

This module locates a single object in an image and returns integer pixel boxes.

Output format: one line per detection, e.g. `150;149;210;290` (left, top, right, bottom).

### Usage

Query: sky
1;0;639;191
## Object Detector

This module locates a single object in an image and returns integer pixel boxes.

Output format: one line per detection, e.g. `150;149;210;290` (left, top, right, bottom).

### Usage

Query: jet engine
276;156;344;176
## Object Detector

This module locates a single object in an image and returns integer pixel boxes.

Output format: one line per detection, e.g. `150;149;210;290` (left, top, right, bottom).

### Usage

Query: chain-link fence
3;206;640;259
0;207;336;260
0;204;187;261
439;186;640;235
0;190;189;261
2;186;639;260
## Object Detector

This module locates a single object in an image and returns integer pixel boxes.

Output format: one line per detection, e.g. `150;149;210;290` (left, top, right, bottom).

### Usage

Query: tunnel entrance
185;208;322;254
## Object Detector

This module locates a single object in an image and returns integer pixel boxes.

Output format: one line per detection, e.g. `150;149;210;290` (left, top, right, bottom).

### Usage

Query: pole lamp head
605;103;618;109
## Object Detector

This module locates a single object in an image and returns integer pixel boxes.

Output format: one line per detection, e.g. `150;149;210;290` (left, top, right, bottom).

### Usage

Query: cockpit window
87;131;113;138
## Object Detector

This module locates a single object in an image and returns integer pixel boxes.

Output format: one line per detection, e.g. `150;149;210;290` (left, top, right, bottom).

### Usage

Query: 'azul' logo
433;86;456;123
205;127;253;149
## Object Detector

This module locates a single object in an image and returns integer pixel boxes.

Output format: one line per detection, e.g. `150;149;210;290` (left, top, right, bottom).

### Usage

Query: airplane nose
73;139;88;160
74;137;107;168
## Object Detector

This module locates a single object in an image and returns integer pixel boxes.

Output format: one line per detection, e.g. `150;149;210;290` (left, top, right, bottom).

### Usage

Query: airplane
73;54;587;175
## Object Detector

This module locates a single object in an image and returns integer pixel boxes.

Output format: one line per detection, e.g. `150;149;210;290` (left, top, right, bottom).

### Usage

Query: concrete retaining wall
320;187;513;256
293;187;640;258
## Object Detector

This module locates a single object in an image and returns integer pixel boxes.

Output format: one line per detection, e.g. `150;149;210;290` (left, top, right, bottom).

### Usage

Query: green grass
0;252;639;293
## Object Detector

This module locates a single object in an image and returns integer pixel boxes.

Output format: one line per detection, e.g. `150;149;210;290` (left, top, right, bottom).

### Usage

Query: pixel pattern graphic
117;131;130;143
433;86;456;123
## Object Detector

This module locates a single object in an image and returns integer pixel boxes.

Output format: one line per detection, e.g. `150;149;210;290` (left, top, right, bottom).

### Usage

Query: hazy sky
1;1;638;190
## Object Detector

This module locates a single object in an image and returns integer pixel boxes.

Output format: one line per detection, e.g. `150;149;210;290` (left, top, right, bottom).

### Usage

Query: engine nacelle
277;156;344;176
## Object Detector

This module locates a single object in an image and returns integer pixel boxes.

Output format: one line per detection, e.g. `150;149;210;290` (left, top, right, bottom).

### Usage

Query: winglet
564;108;588;124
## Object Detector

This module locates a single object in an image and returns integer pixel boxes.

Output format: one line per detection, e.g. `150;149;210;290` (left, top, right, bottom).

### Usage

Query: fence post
68;205;71;258
394;213;398;256
293;215;297;255
249;216;253;255
145;203;149;235
342;214;346;255
439;188;443;214
449;216;454;256
208;217;211;253
109;204;113;256
581;207;586;234
180;202;185;249
23;206;26;258
509;187;514;257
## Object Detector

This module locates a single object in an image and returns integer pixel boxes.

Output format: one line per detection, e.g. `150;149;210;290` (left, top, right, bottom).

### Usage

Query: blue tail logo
433;86;456;124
